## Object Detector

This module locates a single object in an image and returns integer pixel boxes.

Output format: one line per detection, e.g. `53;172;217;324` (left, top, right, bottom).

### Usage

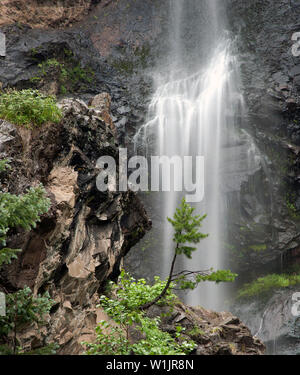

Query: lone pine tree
140;198;237;310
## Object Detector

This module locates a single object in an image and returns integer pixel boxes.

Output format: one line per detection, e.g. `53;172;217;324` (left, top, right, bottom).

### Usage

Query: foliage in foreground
0;182;51;251
0;89;62;128
0;180;50;269
0;162;56;354
82;271;197;355
0;287;55;355
237;273;300;299
84;199;238;355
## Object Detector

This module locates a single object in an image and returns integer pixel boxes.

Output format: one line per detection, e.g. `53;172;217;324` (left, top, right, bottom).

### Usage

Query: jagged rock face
232;287;300;355
218;0;300;268
0;25;153;157
0;97;151;354
89;93;117;137
143;303;265;355
83;0;166;58
0;0;101;28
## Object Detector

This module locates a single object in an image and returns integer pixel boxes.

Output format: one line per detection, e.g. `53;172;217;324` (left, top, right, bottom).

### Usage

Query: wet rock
0;96;151;354
117;106;131;115
224;0;300;269
232;287;300;355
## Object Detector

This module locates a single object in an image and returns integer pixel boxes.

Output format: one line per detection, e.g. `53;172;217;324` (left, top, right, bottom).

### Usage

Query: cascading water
133;0;262;311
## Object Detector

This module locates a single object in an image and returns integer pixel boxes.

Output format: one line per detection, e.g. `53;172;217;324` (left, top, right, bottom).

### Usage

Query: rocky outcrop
0;0;101;28
0;97;151;354
144;302;265;355
0;0;163;151
89;93;117;137
232;287;300;355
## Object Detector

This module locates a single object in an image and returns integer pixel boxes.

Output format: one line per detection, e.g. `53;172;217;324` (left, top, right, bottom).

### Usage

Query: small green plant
83;321;130;355
112;43;152;75
112;59;135;75
0;248;21;267
285;192;300;219
0;89;62;128
134;45;151;69
22;343;60;355
130;316;195;355
187;326;205;337
237;273;300;299
0;159;11;173
0;183;51;248
33;55;95;94
249;244;267;252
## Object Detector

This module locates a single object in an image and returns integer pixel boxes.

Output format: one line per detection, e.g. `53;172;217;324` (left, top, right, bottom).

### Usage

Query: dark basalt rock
220;0;300;268
232;287;300;355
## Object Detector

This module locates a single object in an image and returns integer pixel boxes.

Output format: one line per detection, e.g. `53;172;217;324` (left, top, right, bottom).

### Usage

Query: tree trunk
139;248;178;310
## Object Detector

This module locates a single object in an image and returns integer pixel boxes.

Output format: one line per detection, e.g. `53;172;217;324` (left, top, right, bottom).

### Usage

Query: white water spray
134;1;261;311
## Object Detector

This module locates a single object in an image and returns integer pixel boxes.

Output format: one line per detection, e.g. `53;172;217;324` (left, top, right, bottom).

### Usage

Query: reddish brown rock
0;0;100;28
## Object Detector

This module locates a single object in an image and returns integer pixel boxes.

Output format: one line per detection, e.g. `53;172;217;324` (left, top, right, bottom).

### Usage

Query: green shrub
237;273;300;299
83;321;130;355
0;169;56;354
32;56;95;94
0;89;62;128
82;271;196;355
0;183;51;248
0;286;54;337
249;244;267;252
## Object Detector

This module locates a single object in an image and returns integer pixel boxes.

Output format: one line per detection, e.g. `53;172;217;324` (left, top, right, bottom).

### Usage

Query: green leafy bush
0;286;53;336
31;55;95;94
0;167;56;354
0;287;54;355
0;159;11;173
0;89;62;128
82;271;196;355
83;321;130;355
0;184;51;249
237;273;300;299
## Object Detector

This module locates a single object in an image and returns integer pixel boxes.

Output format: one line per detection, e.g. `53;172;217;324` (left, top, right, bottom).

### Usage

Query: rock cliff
225;0;300;268
0;96;151;354
0;0;268;355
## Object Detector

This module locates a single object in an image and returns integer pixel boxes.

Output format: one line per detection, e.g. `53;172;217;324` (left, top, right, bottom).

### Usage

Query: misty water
132;0;261;310
125;0;298;354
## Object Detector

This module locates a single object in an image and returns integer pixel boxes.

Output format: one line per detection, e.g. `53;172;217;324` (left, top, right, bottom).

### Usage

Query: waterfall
133;0;262;311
